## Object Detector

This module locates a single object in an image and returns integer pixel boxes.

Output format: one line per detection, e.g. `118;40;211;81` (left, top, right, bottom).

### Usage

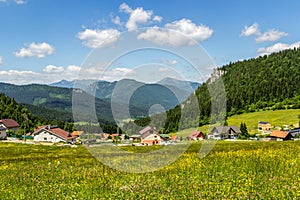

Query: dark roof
258;121;270;125
212;126;241;134
0;119;20;128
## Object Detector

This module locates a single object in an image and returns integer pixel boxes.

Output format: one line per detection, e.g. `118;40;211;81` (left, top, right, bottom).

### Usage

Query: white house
208;126;241;140
139;126;161;145
33;125;77;143
0;119;20;139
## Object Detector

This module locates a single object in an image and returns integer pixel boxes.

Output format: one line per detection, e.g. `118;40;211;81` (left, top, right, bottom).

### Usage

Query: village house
269;130;293;141
189;130;205;140
0;119;20;139
33;125;77;144
208;126;241;140
258;121;272;131
139;126;161;145
289;128;300;138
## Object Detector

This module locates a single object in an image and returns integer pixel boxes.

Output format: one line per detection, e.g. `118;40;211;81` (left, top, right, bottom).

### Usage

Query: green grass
1;141;300;199
227;109;300;134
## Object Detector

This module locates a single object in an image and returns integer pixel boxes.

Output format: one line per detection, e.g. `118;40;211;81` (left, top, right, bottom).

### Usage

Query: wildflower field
0;141;299;199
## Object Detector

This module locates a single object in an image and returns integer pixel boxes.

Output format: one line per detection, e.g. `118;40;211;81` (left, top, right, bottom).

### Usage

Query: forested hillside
0;93;74;134
131;48;300;134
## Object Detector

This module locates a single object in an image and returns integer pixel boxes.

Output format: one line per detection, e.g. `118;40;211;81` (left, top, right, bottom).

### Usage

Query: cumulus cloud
138;18;213;46
255;29;288;43
241;23;288;43
119;3;162;31
77;28;120;48
14;42;55;58
0;0;25;4
153;15;162;22
112;16;122;26
162;59;178;65
241;23;260;36
257;41;300;56
43;65;64;73
14;0;25;4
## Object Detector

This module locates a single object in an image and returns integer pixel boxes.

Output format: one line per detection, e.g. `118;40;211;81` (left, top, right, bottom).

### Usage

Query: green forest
128;48;300;134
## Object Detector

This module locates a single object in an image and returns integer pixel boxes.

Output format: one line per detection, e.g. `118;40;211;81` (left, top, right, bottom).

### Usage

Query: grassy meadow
227;109;300;134
1;141;300;199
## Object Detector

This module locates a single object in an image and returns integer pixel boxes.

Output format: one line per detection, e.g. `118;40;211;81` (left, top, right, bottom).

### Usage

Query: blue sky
0;0;299;84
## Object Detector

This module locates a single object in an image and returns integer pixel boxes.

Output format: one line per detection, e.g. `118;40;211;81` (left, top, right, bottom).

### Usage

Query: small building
72;131;85;137
33;125;77;143
189;130;205;140
139;126;161;145
208;126;241;140
0;119;20;139
269;130;293;141
258;121;272;131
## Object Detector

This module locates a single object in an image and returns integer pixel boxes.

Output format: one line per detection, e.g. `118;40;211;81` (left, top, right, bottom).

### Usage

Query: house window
44;137;47;141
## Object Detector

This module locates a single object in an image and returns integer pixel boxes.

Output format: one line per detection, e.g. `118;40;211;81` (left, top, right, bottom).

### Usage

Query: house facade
0;119;20;139
189;130;204;140
139;126;161;145
258;121;272;131
208;126;241;140
33;125;77;143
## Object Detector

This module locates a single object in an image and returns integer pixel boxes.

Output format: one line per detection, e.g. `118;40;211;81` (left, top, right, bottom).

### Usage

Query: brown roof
0;119;19;128
34;125;77;141
270;130;289;139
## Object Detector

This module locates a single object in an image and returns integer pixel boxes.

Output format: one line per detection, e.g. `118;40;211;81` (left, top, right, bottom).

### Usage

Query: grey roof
211;126;241;134
258;121;269;124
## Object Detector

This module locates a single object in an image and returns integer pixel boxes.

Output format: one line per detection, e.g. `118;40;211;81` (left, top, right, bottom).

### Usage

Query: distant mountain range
0;78;200;123
50;77;200;99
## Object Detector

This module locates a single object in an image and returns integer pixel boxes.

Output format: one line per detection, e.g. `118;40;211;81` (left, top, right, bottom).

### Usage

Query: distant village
0;118;300;146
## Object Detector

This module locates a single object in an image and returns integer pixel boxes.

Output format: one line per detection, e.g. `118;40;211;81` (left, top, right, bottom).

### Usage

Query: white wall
34;130;64;143
0;130;6;139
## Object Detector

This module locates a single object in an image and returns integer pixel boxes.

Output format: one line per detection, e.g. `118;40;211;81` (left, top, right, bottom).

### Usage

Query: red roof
0;119;19;128
189;130;204;139
34;125;77;141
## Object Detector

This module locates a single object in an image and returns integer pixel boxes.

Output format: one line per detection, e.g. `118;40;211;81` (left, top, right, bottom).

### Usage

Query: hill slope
140;48;300;133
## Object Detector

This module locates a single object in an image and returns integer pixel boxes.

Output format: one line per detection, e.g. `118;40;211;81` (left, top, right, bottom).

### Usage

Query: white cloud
138;18;213;46
241;23;260;36
14;42;55;58
158;67;171;72
0;0;25;4
14;0;25;4
77;28;120;48
112;16;122;26
119;3;162;31
153;15;162;22
43;65;64;73
257;41;300;56
162;59;178;65
67;65;81;72
0;56;2;65
119;3;132;13
255;29;288;43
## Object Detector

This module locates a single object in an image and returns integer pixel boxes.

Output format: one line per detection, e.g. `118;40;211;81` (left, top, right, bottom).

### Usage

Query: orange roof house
72;131;85;137
189;130;205;140
269;130;292;140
